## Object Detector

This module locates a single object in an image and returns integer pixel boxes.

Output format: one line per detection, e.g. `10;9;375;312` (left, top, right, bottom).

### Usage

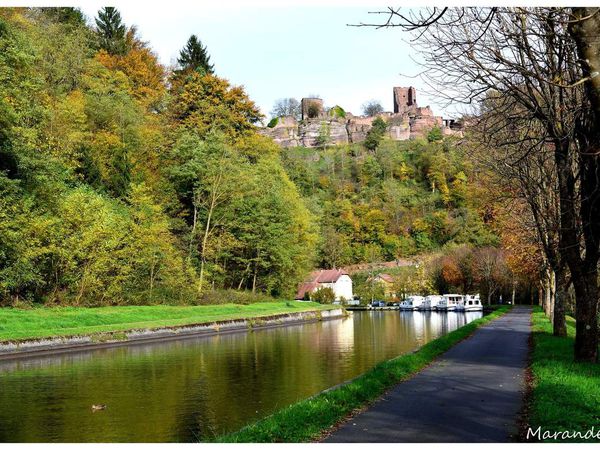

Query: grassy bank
528;307;600;442
214;306;511;443
0;302;336;342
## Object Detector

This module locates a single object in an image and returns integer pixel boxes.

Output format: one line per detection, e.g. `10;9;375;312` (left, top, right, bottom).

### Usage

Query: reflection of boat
418;295;443;311
458;294;483;311
438;294;464;312
399;295;425;310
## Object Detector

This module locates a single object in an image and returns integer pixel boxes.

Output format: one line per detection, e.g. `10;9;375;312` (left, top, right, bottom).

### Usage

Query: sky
77;2;451;121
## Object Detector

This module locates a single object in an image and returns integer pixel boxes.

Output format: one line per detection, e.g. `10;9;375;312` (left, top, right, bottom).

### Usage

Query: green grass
213;306;511;443
0;302;336;342
528;307;600;442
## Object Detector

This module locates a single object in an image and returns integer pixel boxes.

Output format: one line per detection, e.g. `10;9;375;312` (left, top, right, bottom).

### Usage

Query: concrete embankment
0;308;346;361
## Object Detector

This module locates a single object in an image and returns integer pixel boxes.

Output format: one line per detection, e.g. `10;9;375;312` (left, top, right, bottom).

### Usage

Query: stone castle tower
393;86;417;115
301;98;324;120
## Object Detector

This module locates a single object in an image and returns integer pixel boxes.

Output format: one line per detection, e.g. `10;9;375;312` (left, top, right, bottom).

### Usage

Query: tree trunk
188;201;198;261
542;269;552;317
198;194;217;294
553;266;567;337
554;136;599;361
572;269;599;362
550;270;556;324
569;8;600;117
568;7;600;363
511;280;516;305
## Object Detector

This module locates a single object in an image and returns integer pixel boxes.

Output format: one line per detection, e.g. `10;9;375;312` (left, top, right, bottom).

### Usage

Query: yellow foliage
169;71;263;139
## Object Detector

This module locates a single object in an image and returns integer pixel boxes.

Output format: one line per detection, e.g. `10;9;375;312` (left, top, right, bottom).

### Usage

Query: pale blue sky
80;3;449;120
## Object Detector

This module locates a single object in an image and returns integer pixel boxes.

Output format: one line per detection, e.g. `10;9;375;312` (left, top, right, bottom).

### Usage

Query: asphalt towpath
324;306;532;443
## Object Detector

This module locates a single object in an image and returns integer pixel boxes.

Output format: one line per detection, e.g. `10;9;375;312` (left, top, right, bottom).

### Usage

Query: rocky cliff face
261;87;465;148
299;119;349;147
261;114;460;148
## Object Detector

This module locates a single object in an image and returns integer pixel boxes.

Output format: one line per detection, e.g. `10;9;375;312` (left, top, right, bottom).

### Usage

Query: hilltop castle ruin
262;87;463;148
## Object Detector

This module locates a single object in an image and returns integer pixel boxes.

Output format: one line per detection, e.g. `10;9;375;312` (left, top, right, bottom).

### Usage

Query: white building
295;269;353;302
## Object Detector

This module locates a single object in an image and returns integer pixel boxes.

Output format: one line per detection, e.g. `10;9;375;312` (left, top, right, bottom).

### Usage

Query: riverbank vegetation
528;307;600;442
0;301;335;342
214;306;510;443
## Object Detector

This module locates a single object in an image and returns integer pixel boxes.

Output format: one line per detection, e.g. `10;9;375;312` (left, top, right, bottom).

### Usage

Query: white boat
418;295;443;311
399;295;425;310
438;294;464;312
461;294;483;311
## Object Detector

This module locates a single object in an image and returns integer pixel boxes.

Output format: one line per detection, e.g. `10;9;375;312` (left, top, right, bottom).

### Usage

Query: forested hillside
283;138;498;268
0;7;514;306
0;8;315;305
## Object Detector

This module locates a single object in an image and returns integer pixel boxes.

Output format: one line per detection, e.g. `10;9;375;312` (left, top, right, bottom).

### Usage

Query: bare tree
361;100;384;116
473;103;567;335
475;247;510;305
270;98;301;120
356;7;599;360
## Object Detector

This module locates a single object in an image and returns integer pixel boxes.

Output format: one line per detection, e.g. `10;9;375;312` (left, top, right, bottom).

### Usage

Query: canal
0;310;482;442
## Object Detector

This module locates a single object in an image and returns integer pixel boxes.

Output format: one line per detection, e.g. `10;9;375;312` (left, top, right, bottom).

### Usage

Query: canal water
0;310;482;442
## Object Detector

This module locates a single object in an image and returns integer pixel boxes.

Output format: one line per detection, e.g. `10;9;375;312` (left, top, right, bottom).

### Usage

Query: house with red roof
295;269;353;302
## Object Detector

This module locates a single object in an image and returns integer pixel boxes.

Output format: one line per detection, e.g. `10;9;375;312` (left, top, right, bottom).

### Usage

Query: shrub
427;126;443;142
311;287;335;304
329;105;346;119
307;103;321;118
267;117;279;128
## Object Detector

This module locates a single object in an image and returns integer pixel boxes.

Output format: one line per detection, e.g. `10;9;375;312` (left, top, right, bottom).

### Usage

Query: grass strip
0;302;336;342
213;305;511;443
528;307;600;442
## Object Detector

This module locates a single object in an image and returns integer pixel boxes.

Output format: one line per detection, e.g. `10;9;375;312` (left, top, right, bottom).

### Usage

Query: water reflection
0;311;481;443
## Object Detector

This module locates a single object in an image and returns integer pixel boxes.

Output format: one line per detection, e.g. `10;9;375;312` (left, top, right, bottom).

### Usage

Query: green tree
177;34;214;74
169;132;244;292
95;7;127;55
364;117;387;151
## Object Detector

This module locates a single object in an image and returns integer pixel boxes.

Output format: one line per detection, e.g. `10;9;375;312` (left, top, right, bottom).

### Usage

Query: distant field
0;302;336;342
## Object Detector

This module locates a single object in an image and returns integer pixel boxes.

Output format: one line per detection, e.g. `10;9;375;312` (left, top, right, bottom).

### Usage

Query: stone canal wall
0;308;347;360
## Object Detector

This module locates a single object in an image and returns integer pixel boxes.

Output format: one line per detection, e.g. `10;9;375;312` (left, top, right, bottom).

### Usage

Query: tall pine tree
177;35;214;74
95;7;127;55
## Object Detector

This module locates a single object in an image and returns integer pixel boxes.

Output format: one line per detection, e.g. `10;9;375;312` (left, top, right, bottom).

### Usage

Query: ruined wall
261;88;464;148
346;115;374;143
393;86;417;114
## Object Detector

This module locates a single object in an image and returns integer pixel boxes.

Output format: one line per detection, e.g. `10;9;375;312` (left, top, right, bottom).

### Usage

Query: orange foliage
441;256;463;286
95;28;165;109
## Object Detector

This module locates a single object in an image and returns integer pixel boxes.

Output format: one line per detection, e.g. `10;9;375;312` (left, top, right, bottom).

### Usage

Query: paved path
325;306;531;443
